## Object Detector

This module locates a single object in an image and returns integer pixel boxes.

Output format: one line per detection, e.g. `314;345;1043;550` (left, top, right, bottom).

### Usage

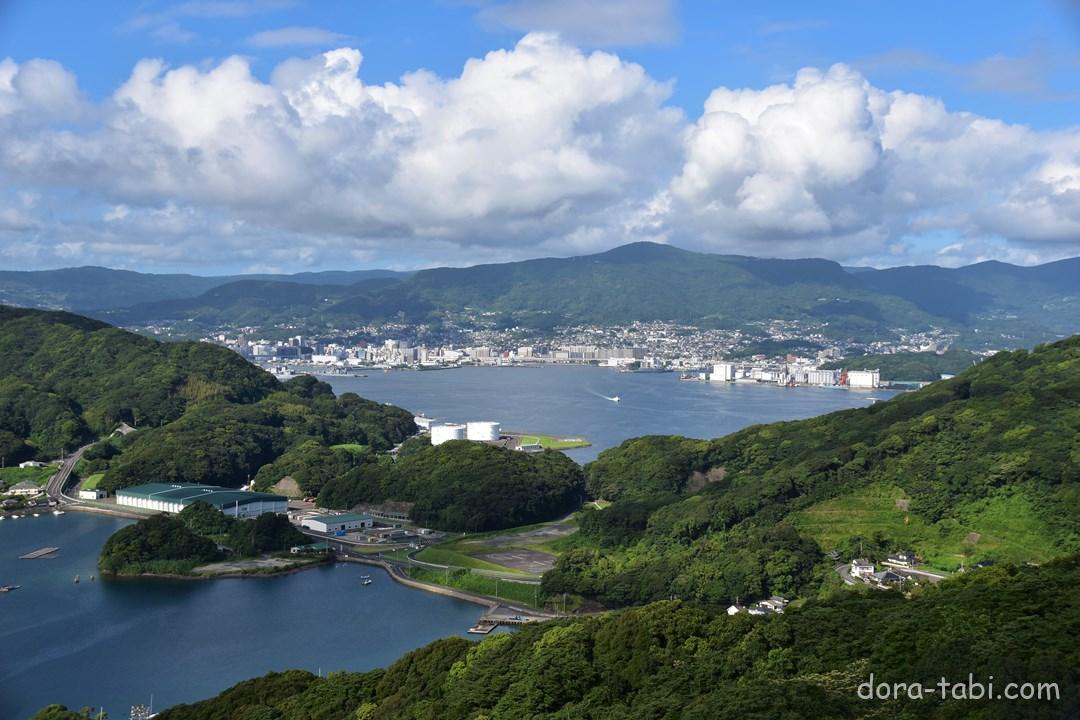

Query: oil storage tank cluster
466;421;500;441
431;423;467;445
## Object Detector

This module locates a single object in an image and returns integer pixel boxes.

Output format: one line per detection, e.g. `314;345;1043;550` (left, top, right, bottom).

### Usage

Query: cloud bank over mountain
1;33;1078;272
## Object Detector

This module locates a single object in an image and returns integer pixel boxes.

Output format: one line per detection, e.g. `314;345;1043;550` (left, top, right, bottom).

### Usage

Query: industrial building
115;483;287;517
466;421;500;441
847;369;881;389
710;362;736;382
431;423;467;445
301;512;374;533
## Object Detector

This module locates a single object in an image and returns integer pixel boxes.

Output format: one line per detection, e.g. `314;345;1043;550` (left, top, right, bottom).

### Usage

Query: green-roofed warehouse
116;483;288;518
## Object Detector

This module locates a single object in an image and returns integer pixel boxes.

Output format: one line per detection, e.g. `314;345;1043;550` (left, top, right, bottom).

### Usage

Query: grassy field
791;482;1059;570
408;566;543;608
413;546;531;574
330;443;370;455
0;465;53;491
81;473;105;490
516;434;590;449
412;516;580;577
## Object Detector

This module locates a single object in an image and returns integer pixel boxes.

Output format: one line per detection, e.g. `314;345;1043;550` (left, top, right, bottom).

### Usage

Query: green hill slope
0;307;416;489
820;349;982;381
546;335;1080;606
125;556;1080;720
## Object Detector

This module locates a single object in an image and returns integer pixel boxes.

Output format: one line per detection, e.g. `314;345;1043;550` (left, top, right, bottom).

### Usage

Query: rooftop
116;483;285;507
307;512;372;524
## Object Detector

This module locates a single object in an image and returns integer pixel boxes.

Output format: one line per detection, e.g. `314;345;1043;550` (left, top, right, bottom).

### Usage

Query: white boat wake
587;389;622;403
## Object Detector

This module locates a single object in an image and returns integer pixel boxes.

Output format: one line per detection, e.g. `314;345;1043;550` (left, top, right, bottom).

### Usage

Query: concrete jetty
19;547;59;559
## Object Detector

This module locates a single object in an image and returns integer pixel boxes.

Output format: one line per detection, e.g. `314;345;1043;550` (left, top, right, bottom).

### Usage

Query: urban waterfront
2;367;897;718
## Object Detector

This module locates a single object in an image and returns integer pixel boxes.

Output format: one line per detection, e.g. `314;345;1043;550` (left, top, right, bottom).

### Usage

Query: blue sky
5;1;1078;126
1;0;1079;273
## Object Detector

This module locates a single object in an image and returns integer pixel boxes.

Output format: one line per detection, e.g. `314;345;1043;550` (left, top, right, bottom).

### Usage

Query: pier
19;547;59;559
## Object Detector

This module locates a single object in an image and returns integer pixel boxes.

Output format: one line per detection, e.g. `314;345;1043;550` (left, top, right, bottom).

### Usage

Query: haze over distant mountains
2;243;1078;345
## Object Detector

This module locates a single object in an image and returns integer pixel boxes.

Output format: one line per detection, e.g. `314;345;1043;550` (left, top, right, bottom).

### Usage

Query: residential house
851;558;875;578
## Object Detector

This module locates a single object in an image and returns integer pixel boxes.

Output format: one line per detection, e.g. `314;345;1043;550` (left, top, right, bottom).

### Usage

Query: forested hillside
0;305;278;461
91;243;1080;344
86;557;1077;720
821;348;982;381
98;504;308;575
545;336;1080;606
315;440;586;532
0;307;415;490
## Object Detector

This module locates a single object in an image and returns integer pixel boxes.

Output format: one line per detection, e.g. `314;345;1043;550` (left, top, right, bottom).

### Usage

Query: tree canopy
152;556;1080;720
319;441;587;532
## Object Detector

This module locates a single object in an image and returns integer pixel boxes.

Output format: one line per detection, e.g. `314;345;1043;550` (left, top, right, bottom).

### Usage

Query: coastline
102;555;333;581
338;554;561;618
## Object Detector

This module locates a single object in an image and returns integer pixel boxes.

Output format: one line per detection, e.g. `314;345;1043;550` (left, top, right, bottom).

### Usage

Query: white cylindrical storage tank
466;421;500;441
431;423;467;445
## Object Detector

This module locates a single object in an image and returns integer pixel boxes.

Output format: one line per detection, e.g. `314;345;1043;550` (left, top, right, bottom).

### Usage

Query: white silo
431;423;467;445
466;421;500;441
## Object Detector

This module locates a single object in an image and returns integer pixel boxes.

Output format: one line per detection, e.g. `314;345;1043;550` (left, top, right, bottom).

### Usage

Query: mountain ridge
4;243;1079;344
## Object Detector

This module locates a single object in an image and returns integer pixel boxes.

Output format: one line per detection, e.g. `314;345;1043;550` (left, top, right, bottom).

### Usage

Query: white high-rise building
711;362;736;382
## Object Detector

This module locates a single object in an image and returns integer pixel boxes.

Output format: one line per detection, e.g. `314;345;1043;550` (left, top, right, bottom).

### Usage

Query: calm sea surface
323;365;895;463
1;366;896;718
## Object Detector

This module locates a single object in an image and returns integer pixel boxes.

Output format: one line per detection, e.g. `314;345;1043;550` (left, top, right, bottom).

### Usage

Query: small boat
361;579;373;586
359;574;371;579
610;396;621;403
73;575;80;584
53;509;65;516
0;584;21;593
32;513;40;517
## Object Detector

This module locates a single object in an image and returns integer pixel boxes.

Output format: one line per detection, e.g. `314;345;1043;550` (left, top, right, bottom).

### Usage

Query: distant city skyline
2;0;1079;273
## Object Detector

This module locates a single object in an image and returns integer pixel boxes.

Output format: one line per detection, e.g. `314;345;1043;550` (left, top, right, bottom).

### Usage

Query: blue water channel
1;365;896;718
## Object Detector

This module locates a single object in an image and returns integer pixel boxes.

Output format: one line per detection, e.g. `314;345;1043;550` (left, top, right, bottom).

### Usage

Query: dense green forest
55;556;1072;720
821;348;982;381
0;307;415;492
0;305;278;461
317;440;587;532
545;336;1080;607
98;513;221;575
98;502;308;575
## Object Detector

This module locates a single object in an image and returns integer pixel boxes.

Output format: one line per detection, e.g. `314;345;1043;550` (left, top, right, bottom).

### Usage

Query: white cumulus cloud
0;43;1079;271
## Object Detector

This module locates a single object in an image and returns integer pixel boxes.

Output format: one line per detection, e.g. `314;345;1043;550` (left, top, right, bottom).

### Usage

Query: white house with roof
757;596;789;613
9;480;42;496
884;550;918;568
851;558;875;578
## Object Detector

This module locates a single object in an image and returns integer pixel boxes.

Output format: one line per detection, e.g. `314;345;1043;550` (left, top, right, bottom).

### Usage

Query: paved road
45;443;93;503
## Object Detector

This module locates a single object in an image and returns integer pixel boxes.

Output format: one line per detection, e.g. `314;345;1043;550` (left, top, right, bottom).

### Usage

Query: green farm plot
791;482;1060;569
0;465;53;491
408;566;543;608
517;434;590;450
81;473;105;490
330;443;370;455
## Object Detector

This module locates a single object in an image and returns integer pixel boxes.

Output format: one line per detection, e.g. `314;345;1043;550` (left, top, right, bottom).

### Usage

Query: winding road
45;443;93;504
